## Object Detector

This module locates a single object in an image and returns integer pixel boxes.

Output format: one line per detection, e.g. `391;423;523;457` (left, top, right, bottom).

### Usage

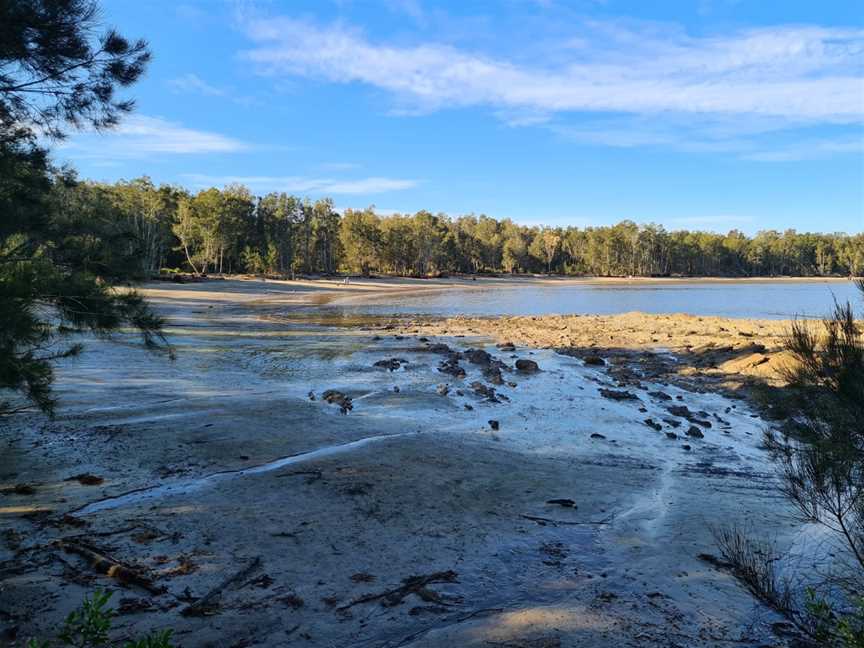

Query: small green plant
26;590;173;648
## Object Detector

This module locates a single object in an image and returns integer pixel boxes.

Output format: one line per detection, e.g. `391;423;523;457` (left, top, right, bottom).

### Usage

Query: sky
56;0;864;234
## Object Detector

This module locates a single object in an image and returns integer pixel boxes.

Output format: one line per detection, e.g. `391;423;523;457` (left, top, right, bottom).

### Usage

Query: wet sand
0;278;813;647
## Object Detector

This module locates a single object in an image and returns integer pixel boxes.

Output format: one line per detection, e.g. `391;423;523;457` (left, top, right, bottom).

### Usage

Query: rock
662;418;681;428
515;358;540;373
483;365;504;385
584;356;605;366
393;386;400;392
438;357;466;378
648;390;672;401
638;407;648;413
66;473;104;486
682;444;692;451
590;433;606;439
322;390;353;414
667;405;692;418
643;418;662;431
427;343;452;354
546;498;577;508
436;384;450;396
308;390;316;401
685;426;704;439
665;432;678;439
373;358;402;371
418;337;428;342
464;404;473;411
496;341;516;352
470;381;500;402
10;484;36;495
599;388;639;401
372;335;382;341
465;349;493;365
488;420;499;430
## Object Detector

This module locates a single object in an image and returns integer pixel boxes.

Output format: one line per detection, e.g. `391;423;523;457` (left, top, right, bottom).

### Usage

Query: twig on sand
181;556;262;617
56;540;164;595
337;570;458;611
380;607;505;648
520;514;612;526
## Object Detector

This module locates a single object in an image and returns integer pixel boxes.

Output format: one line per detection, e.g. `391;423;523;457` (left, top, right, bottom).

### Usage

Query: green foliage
0;0;168;417
88;178;864;279
27;590;173;648
805;589;864;648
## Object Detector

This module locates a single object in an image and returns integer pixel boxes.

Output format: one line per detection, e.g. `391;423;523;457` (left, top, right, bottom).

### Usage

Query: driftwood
337;570;458;611
181;556;262;617
520;514;612;526
57;540;164;595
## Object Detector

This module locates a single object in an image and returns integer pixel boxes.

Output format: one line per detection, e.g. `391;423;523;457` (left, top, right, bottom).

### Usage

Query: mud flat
0;279;814;647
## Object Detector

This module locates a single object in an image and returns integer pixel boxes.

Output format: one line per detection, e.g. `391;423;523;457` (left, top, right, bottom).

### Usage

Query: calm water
326;280;860;319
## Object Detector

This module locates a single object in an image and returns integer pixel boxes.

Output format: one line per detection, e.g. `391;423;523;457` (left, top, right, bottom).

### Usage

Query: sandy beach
0;277;832;646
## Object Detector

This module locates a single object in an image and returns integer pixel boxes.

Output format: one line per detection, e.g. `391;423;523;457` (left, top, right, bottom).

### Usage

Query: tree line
58;176;864;279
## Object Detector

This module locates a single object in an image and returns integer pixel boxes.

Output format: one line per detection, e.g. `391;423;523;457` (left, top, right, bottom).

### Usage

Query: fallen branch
337;570;458;611
520;514;611;526
57;540;164;595
181;556;262;617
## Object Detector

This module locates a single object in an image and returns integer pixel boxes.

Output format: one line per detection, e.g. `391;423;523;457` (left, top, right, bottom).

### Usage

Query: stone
685;426;704;439
515;358;540;373
599;388;639;401
584;356;605;366
488;420;499;430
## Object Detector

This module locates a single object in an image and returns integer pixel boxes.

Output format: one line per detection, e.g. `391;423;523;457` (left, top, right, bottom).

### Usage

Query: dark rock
662;418;681;428
648;390;672;401
427;343;452;354
436;384;450;396
464;404;473;411
643;418;662;431
483;365;504;385
438;357;466;378
465;349;492;365
515;358;539;373
685;426;704;439
546;498;577;508
488;420;499;430
599;388;639;401
682;444;692;451
590;433;606;439
496;341;516;352
470;381;500;402
667;405;692;418
373;358;402;371
665;432;678;439
584;356;605;366
638;407;648;413
418;337;429;342
322;390;353;414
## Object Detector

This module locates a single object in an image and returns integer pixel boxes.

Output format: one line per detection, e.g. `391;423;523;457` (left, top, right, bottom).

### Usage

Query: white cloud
168;73;226;96
59;116;248;158
239;18;864;124
182;173;418;195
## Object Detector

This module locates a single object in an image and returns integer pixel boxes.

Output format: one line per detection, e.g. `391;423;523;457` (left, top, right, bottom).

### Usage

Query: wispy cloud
58;115;248;158
239;18;864;124
182;173;418;195
168;73;226;96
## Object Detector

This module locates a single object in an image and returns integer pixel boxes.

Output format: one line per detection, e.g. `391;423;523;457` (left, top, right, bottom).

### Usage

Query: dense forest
51;175;863;279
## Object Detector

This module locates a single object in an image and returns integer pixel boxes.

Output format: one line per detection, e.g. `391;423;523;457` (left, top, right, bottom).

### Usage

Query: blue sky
57;0;864;234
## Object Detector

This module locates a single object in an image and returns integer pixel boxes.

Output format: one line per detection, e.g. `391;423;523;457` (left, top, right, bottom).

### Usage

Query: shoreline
1;276;824;646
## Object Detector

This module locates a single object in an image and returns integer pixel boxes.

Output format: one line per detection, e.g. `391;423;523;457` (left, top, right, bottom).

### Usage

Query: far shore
138;273;856;310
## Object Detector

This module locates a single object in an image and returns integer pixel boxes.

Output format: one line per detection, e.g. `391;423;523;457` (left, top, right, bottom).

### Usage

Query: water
324;279;859;319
